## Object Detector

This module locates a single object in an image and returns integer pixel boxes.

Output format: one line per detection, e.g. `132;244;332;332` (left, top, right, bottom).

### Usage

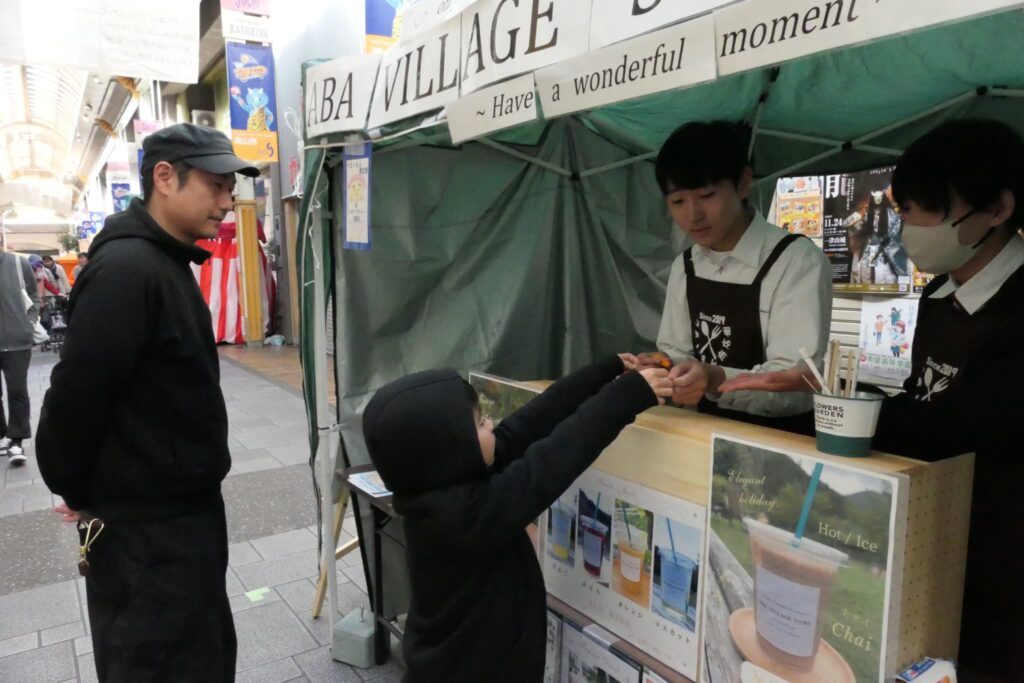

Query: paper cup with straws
812;392;884;458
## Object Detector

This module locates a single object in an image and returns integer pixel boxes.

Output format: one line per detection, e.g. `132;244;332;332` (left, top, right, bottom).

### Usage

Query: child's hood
362;369;488;496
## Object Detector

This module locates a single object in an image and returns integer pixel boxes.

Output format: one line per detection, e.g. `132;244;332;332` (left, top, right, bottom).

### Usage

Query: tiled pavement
0;349;402;682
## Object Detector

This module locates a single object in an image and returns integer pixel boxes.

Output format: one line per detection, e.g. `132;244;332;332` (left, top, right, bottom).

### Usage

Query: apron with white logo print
684;234;811;433
906;275;999;404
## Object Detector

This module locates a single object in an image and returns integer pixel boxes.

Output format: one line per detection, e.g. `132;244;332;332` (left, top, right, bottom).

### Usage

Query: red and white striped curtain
191;218;277;344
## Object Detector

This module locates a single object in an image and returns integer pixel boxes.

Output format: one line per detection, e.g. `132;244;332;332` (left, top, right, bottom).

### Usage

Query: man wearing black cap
36;123;259;682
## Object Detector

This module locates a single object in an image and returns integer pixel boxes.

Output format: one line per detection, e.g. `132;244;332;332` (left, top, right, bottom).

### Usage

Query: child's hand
618;353;640;371
639;368;673;405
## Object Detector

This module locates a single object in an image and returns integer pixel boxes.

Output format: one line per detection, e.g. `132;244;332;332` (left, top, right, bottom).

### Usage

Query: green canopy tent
296;6;1024;648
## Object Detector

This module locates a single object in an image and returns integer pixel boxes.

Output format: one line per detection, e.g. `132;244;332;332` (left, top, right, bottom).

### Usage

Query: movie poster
822;167;911;293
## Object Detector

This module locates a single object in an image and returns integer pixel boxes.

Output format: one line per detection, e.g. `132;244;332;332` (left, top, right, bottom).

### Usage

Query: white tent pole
310;198;340;640
851;89;980;144
752;88;982;189
299;153;340;639
477;138;573;177
757;129;903;156
748;67;780;160
578;151;657;179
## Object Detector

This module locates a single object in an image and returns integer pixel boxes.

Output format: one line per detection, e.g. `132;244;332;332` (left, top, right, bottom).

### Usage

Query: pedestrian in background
0;247;42;466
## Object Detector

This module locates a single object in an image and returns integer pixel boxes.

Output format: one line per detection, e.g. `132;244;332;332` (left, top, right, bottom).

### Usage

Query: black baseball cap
141;123;260;178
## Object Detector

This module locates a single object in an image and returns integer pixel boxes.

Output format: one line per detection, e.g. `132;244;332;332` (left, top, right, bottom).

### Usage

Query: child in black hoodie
362;355;671;683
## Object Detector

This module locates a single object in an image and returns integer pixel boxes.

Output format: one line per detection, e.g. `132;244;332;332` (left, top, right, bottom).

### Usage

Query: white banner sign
0;0;200;84
402;0;480;43
445;73;538;143
368;16;462;129
305;55;381;138
716;0;1023;77
589;0;735;50
222;10;272;43
459;0;593;95
537;14;717;119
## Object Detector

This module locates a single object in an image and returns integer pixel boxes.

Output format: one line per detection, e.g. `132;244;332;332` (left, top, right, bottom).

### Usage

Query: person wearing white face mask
719;118;1024;683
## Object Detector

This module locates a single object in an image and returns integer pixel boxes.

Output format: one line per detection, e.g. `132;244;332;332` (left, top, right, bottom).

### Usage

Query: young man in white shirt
642;121;832;431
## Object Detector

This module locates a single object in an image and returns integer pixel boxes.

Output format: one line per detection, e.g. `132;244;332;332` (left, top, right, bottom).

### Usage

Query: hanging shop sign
222;10;272;43
715;0;1023;77
445;73;538;144
367;16;463;129
226;42;279;163
589;0;734;51
221;0;271;16
305;55;381;138
0;0;200;83
536;14;717;120
402;0;480;44
306;0;1020;143
458;0;594;96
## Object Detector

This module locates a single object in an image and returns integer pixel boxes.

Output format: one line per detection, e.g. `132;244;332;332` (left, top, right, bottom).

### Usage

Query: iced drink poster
543;470;706;680
703;435;905;683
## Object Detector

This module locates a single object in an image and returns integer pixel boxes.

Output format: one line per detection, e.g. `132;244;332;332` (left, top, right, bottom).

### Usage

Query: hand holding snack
671;361;726;405
636;352;674;370
639;368;673;405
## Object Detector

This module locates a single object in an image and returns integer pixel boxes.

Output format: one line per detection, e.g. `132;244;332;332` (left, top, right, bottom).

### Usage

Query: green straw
619;501;632;543
793;463;824;547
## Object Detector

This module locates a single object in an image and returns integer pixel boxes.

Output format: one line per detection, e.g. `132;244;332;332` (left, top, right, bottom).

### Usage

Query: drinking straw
594;492;602;521
802;375;820;394
828;341;842;395
798;348;832;396
666;518;677;557
849;351;860;397
619;501;632;543
846;350;856;398
823;340;834;388
793;463;825;547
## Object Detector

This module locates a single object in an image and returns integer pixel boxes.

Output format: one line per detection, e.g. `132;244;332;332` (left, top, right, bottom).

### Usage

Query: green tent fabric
297;9;1024;622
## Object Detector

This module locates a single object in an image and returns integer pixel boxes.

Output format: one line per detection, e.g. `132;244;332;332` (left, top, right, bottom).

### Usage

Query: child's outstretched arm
463;369;670;553
492;354;635;470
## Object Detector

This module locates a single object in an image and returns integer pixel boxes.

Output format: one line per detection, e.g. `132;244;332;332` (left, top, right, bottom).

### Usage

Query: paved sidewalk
0;347;402;682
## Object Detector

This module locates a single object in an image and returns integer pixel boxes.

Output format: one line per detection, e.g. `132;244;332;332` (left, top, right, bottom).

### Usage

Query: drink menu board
544;469;706;680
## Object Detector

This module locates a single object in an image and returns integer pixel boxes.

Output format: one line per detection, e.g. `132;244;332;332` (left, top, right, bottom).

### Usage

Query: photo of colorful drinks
611;498;653;608
651;516;701;633
577;488;612;587
547;492;577;569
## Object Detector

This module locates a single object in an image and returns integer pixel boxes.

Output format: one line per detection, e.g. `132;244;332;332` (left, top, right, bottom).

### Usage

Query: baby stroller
40;295;69;354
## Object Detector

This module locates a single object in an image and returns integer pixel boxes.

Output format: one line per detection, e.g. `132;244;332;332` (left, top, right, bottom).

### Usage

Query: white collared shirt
929;233;1024;313
657;214;833;417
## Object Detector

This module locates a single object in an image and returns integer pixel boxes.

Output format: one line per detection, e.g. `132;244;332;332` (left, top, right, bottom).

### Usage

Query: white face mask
901;210;994;274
